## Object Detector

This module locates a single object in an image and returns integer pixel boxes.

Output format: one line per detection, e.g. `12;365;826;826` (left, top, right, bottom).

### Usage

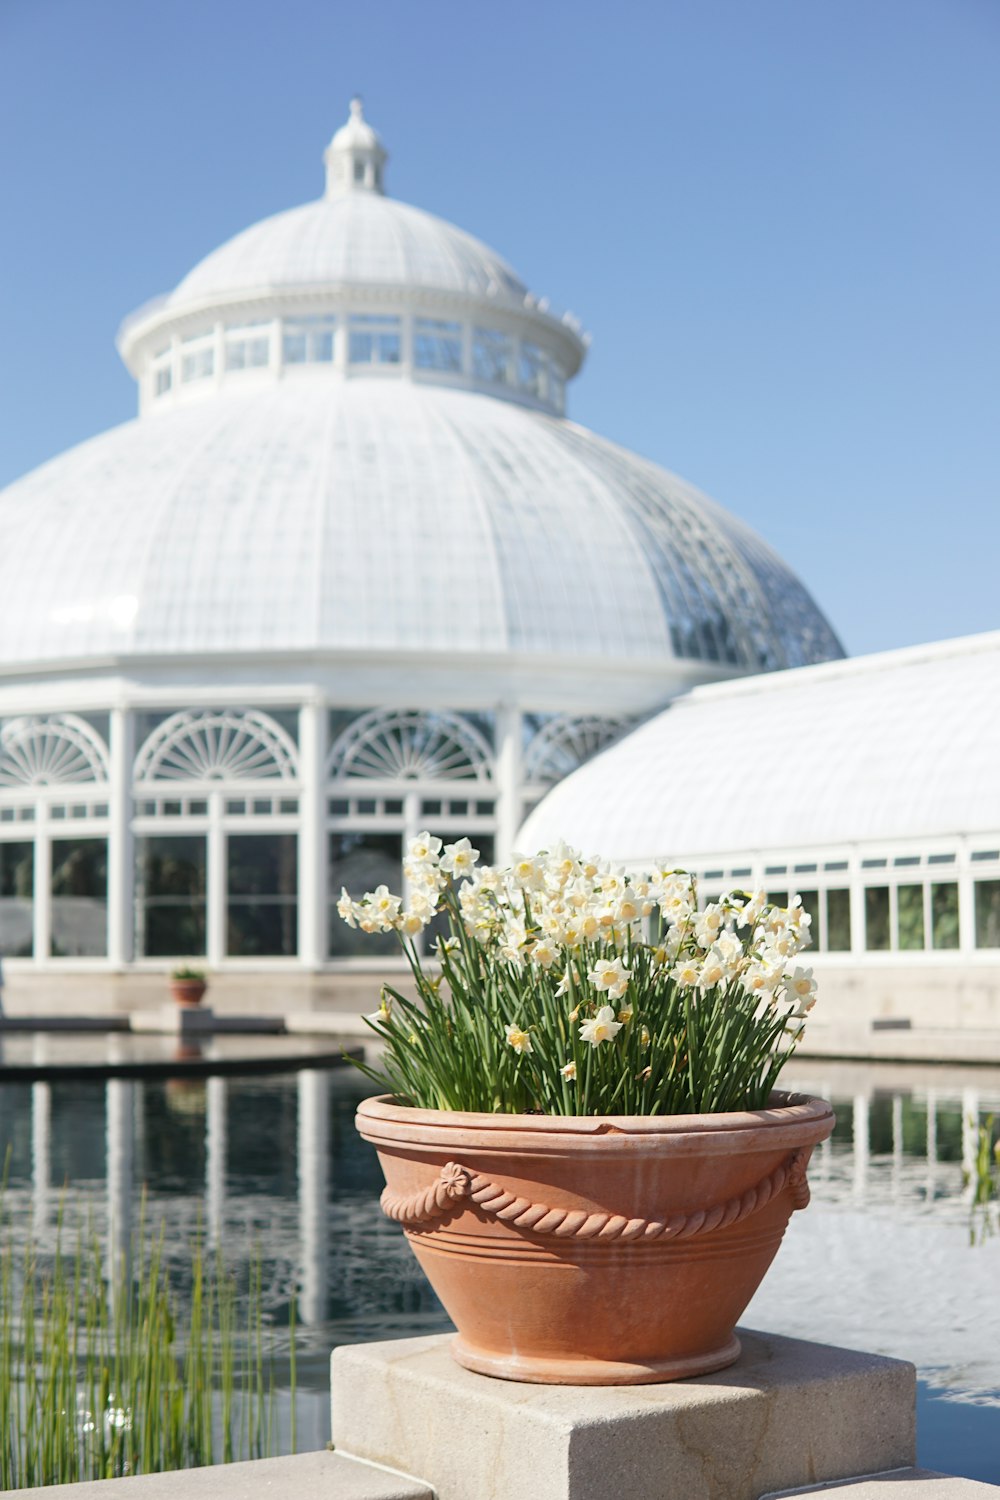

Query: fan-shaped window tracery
523;714;632;785
327;709;493;783
134;710;299;785
0;715;110;788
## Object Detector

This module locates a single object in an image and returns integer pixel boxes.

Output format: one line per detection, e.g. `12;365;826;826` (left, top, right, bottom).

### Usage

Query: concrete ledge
764;1466;1000;1495
2;1450;433;1499
331;1329;916;1500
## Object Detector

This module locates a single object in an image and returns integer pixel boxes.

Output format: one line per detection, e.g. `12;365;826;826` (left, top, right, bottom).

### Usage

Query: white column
106;1078;135;1274
891;1093;903;1201
298;700;327;968
297;1069;330;1326
852;1092;870;1204
206;1075;227;1246
207;789;226;967
271;316;283;377
33;805;51;963
962;1087;980;1200
108;707;135;967
494;704;522;866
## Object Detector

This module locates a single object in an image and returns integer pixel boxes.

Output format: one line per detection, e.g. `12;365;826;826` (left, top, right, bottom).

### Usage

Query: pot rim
356;1090;834;1141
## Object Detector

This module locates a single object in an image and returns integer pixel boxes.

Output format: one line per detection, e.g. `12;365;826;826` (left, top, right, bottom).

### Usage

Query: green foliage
0;1212;292;1487
352;882;809;1116
170;965;207;982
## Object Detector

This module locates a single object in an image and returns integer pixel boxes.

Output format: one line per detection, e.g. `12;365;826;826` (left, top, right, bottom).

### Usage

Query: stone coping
1;1450;432;1500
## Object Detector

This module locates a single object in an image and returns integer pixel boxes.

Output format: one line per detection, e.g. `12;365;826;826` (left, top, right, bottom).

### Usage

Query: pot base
450;1332;742;1386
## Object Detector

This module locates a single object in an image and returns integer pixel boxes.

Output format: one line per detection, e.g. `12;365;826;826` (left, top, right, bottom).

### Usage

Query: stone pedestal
331;1330;916;1500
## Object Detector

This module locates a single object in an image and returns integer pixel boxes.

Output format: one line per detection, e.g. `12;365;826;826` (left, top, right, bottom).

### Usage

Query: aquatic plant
967;1113;1000;1245
0;1216;295;1487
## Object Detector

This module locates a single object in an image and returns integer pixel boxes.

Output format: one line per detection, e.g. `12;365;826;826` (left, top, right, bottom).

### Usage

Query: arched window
327;709;493;783
0;714;109;787
523;714;631;784
134;709;299;784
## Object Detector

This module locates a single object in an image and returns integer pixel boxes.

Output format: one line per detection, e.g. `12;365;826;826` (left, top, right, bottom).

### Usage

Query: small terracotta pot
169;979;207;1007
356;1091;835;1385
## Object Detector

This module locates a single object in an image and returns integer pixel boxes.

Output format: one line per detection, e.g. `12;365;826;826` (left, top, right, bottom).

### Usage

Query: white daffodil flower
579;1005;623;1047
588;957;630;1001
441;837;480;877
505;1023;533;1055
560;1060;577;1081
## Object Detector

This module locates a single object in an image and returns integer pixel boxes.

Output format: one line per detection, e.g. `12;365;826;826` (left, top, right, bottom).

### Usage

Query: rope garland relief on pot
381;1147;811;1242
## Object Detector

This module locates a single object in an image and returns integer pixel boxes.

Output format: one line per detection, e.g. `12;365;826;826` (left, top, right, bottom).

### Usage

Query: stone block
2;1450;433;1499
763;1466;1000;1496
331;1329;916;1500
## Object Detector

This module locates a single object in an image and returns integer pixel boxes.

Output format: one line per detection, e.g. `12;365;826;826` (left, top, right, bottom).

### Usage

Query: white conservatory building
520;631;1000;969
0;101;843;988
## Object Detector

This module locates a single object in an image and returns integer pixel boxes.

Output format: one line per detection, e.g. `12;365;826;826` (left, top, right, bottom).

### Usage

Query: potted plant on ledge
169;964;208;1008
339;837;834;1387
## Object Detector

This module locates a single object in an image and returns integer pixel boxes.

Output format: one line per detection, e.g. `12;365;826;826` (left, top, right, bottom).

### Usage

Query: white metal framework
0;101;848;980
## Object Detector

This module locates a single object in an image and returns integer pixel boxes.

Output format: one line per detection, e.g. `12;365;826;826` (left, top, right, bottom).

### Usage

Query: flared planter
356;1091;835;1386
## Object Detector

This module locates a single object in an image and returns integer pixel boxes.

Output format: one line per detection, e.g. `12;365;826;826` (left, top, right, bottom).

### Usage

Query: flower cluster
339;837;818;1116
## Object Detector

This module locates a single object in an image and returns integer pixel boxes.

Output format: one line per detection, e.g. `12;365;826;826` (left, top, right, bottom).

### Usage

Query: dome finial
324;96;388;199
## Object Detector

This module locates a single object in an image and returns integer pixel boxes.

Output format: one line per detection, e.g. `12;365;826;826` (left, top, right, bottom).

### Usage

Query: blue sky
0;0;997;656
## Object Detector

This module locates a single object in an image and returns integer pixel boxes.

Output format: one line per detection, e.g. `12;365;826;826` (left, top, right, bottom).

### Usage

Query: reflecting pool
0;1057;997;1480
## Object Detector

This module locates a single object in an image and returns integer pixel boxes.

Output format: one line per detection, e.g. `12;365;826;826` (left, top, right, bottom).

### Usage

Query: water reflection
0;1056;998;1471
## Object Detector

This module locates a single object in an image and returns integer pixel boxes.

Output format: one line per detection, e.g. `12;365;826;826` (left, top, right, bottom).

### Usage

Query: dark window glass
864;887;890;951
328;832;402;958
0;841;34;956
796;890;819;946
227;834;298;957
421;834;495;956
135;835;207;958
931;883;960;950
767;889;788;909
826;888;851;951
975;881;1000;948
896;884;925;950
51;838;107;957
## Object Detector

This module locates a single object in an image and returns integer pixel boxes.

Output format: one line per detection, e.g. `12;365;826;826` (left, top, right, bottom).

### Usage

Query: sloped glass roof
0;381;842;673
518;633;1000;859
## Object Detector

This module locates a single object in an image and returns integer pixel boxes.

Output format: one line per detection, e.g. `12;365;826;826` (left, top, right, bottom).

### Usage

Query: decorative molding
381;1150;810;1240
0;714;110;788
133;708;299;784
327;708;493;783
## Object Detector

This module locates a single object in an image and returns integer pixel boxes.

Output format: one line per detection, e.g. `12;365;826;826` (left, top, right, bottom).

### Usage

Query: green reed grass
0;1212;294;1488
967;1113;1000;1244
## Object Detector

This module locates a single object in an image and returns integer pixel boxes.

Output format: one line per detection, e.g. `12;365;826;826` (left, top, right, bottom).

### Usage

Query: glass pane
896;884;925;951
766;889;788;909
864;887;890;951
472;329;511;383
135;835;207;958
51;838;107;957
975;880;1000;948
931;882;960;950
414;321;462;371
796;889;819;948
0;840;34;956
349;332;373;364
328;832;401;958
283;333;307;364
227;834;298;957
826;888;851;951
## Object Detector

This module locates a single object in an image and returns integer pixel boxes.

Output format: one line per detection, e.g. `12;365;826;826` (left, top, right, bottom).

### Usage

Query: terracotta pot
169;979;207;1007
356;1091;835;1385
